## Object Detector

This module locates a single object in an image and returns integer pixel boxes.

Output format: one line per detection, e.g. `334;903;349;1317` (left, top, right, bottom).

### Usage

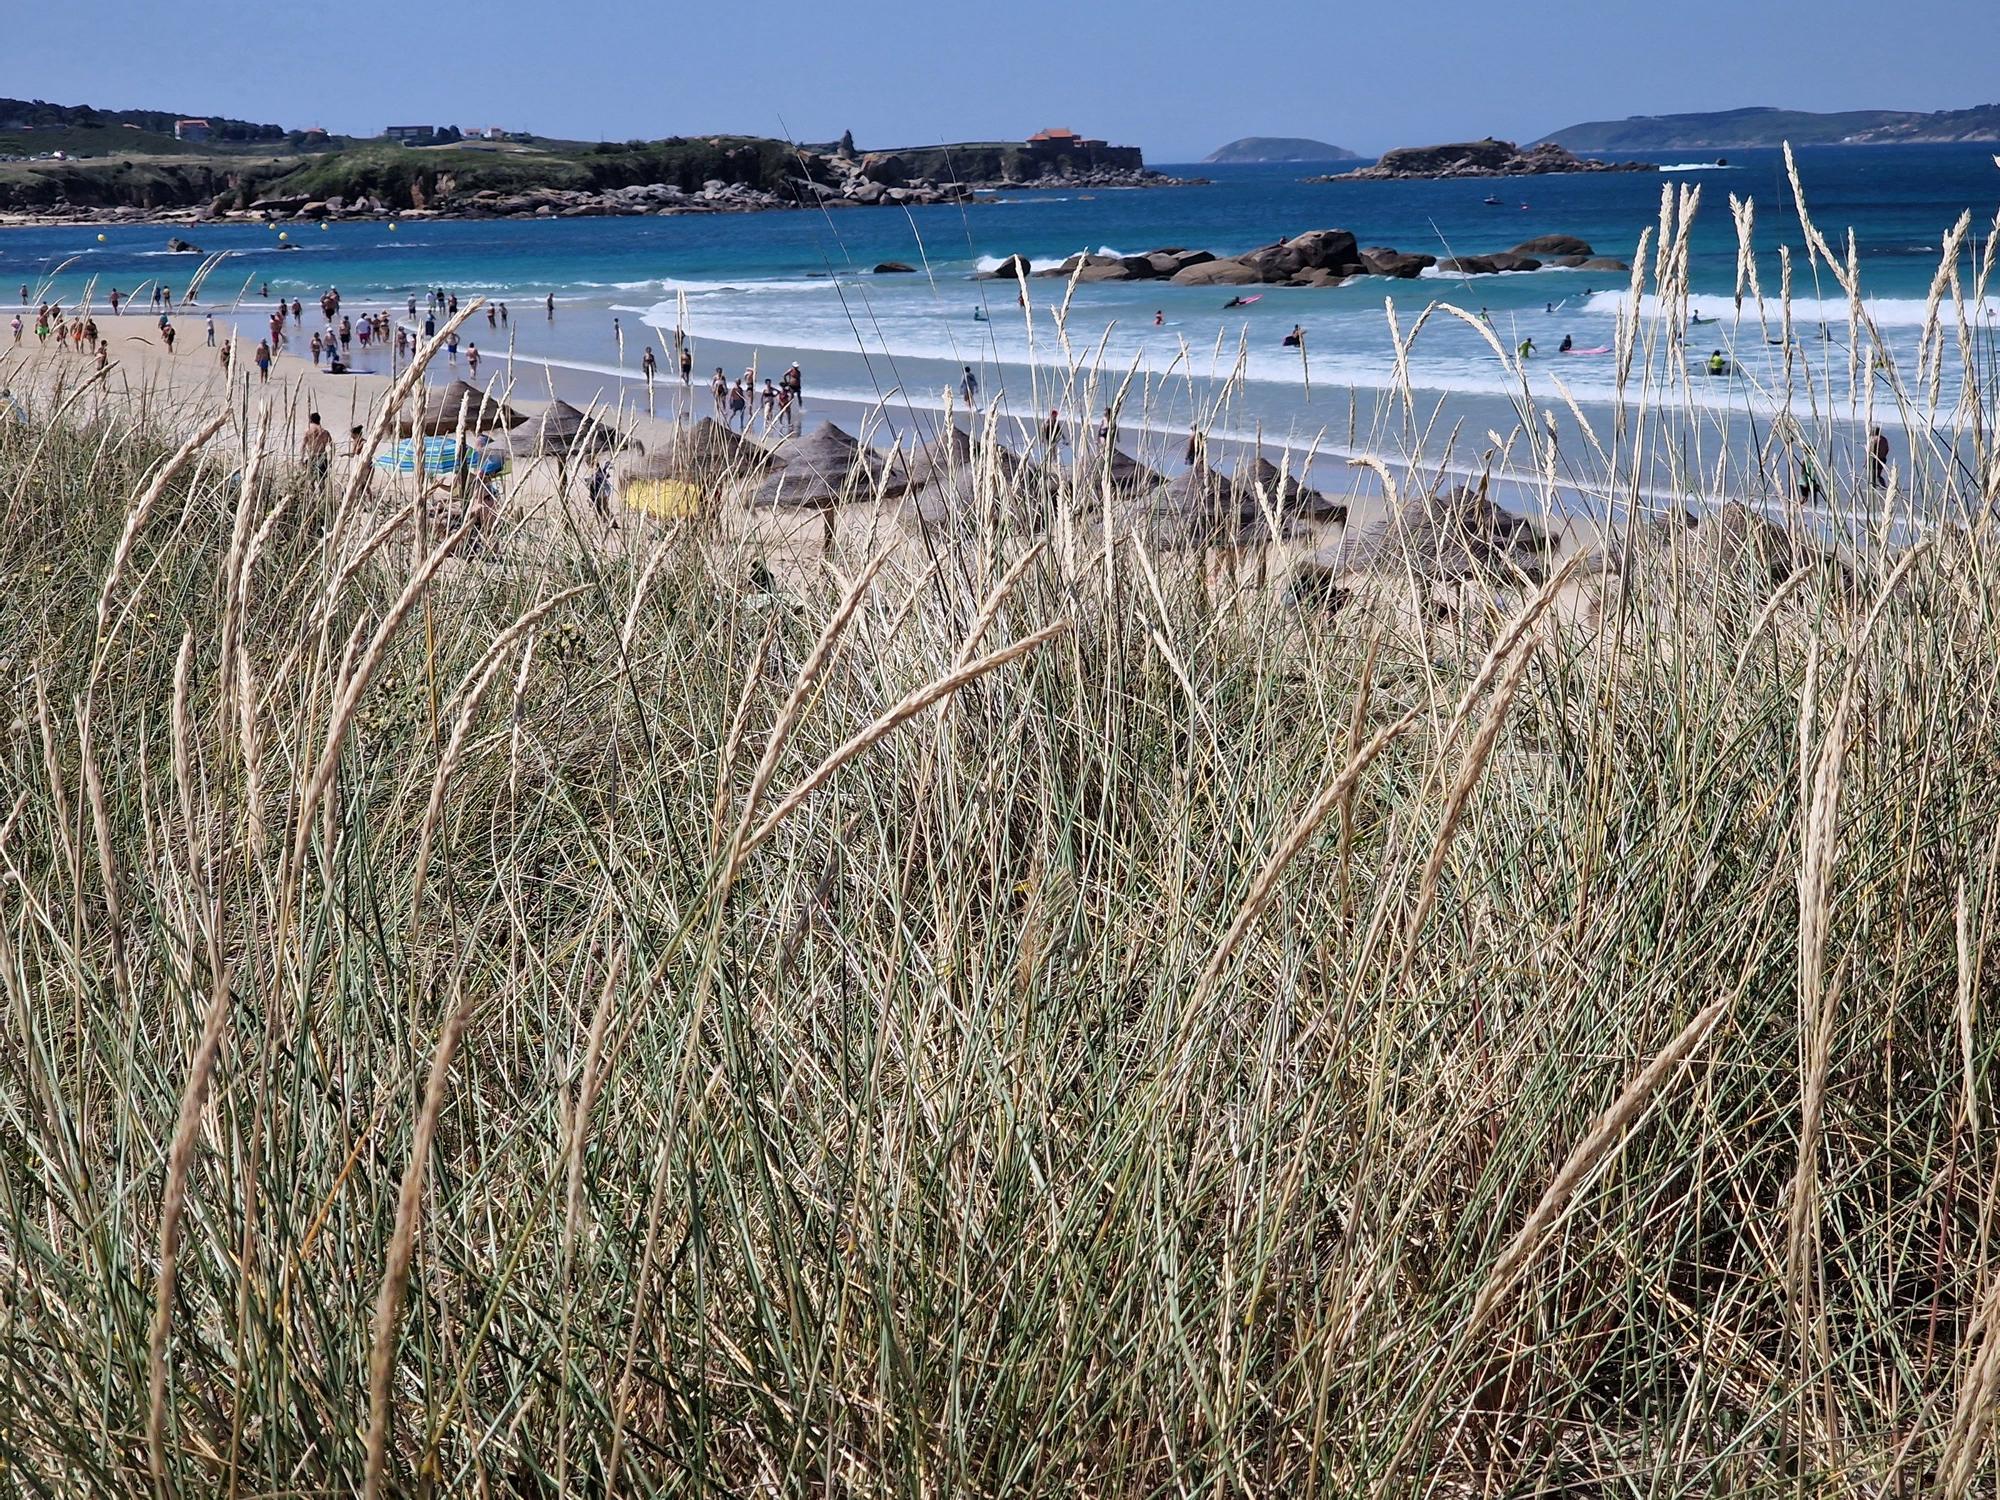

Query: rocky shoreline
0;161;1201;230
977;229;1628;287
1314;139;1656;182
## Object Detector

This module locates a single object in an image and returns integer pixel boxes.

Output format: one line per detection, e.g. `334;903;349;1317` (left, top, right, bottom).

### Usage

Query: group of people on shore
13;301;108;371
708;360;803;434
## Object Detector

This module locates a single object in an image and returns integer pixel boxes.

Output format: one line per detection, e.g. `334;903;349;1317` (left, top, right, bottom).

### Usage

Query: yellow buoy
278;232;288;242
320;222;329;231
96;232;106;242
388;223;398;231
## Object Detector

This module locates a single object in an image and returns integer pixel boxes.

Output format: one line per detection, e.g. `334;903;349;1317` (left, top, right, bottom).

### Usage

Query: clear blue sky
13;0;1998;159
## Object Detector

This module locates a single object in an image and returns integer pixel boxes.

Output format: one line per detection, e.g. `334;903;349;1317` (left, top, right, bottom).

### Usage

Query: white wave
1585;290;2000;328
972;246;1136;273
1654;162;1739;172
580;274;846;296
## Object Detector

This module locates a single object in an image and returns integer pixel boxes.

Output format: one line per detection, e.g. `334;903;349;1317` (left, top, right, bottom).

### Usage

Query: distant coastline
0;108;1204;228
1538;103;2000;151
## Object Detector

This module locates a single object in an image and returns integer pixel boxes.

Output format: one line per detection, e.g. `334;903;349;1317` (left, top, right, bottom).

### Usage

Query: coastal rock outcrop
1001;228;1607;289
874;261;916;273
1170;257;1265;286
1317;139;1656;181
1360;248;1435;278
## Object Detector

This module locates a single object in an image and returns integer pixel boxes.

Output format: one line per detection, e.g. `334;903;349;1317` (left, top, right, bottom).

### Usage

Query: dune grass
3;165;2000;1497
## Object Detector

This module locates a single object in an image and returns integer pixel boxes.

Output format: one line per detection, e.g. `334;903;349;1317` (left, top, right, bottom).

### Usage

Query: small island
1315;138;1655;182
1204;136;1359;164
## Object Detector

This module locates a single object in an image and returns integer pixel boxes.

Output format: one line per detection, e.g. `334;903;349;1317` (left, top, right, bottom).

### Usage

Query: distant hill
1203;136;1358;164
1539;104;2000;150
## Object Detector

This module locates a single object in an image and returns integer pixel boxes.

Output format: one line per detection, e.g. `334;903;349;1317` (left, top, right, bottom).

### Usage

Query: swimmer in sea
973;307;989;322
1223;296;1245;309
1154;310;1164;326
1559;334;1574;353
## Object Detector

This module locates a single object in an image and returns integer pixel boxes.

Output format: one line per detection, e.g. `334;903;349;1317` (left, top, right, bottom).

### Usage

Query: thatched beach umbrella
1238;455;1348;531
506;399;630;460
750;424;906;509
395;379;527;437
1088;445;1167;499
620;418;771;520
1121;461;1284;550
898;424;1049;533
1287;481;1552;620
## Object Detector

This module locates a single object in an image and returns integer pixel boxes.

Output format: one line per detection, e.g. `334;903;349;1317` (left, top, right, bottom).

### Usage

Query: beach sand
1;307;1613;620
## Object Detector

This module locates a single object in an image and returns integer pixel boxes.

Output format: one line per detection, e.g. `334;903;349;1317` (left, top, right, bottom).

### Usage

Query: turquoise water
7;146;1998;503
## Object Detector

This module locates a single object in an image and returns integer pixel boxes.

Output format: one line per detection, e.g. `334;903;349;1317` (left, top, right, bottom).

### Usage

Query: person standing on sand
348;425;366;456
162;323;176;355
18;285;26;305
712;368;728;415
783;362;802;413
640;347;656;385
728;381;748;430
466;343;480;379
761;379;777;427
679;347;693;386
487;305;497;329
96;342;107;374
499;303;508;325
546;293;555;320
446;333;459;366
613;316;622;353
1868;425;1891;490
204;314;216;348
776;382;796;434
255;340;271;381
9;314;19;346
960;365;979;406
109;288;122;316
301;413;333;489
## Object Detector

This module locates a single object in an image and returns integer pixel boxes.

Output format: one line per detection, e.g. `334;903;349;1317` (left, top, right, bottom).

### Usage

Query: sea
6;145;1998;518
